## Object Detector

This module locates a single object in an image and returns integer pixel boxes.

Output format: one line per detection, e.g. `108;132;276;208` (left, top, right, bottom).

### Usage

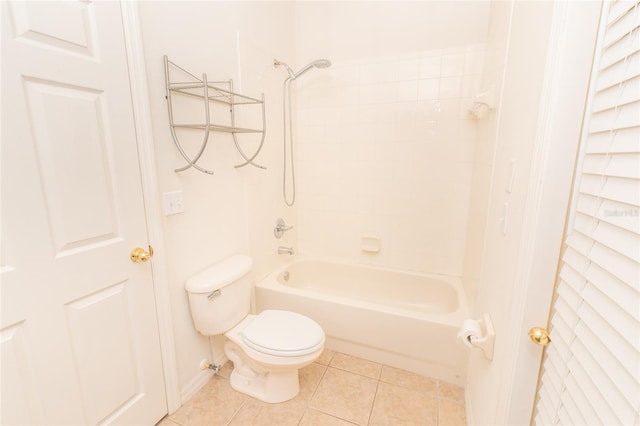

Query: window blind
534;1;640;425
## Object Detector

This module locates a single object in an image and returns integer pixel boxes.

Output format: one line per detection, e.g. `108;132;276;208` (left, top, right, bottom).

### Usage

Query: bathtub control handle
274;218;293;239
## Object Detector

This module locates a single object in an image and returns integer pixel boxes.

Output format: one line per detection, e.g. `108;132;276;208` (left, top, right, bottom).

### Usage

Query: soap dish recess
361;236;381;253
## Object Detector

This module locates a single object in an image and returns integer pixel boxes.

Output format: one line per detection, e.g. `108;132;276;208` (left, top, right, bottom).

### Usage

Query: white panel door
1;1;167;424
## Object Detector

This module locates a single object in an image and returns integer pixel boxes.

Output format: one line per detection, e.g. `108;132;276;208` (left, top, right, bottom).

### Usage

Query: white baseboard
465;383;475;426
180;369;215;405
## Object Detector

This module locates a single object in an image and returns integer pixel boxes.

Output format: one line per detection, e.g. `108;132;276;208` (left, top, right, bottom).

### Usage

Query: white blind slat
596;49;640;92
603;4;640;47
574;321;640;408
562;376;596;425
565;232;595;258
589;100;640;133
567;342;626;425
598;176;640;206
607;0;638;26
604;152;640;179
575;209;640;256
580;152;640;180
591;217;640;259
600;27;640;70
535;399;553;426
558;264;587;299
579;300;640;375
541;355;565;400
585;260;640;318
576;193;640;232
587;240;639;288
581;284;639;351
591;74;640;113
554;290;581;329
549;311;574;358
585;127;640;154
535;404;552;426
557;407;572;426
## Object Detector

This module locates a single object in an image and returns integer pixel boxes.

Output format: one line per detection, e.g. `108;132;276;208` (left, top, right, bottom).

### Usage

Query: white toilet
185;255;325;403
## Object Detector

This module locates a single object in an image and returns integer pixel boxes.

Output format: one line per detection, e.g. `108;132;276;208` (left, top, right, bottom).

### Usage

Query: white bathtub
254;258;469;385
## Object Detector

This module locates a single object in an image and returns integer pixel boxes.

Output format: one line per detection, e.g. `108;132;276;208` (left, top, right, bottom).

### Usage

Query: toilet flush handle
207;289;222;300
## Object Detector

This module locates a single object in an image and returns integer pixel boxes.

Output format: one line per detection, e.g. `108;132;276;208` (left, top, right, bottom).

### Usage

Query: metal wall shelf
164;55;266;174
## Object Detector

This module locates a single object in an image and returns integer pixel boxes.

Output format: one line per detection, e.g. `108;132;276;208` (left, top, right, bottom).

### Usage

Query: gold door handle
130;246;154;263
528;326;551;347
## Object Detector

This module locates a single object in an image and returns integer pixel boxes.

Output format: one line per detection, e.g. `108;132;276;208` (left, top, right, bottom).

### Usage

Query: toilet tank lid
185;255;253;293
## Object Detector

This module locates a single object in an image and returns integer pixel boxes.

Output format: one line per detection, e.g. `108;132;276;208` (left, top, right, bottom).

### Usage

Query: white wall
464;1;555;422
462;0;512;305
137;1;295;400
294;1;490;276
464;1;602;423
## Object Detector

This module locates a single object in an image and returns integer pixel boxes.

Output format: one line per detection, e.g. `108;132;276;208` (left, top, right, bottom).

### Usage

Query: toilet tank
185;255;253;336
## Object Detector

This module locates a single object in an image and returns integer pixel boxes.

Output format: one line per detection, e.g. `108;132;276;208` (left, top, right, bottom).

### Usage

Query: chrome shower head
274;58;332;80
291;59;332;79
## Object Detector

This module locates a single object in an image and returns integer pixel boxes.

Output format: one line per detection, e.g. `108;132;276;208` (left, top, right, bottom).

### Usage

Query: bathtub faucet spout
277;246;295;255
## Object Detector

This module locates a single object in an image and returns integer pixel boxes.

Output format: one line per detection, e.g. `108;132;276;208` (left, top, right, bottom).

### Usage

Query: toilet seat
241;310;324;357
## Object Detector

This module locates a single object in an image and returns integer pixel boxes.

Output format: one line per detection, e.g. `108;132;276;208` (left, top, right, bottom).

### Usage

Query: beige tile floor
158;350;466;426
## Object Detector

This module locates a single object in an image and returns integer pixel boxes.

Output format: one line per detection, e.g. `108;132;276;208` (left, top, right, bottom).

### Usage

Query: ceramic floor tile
229;397;307;426
329;352;382;379
316;348;336;366
299;408;359;425
369;381;437;426
299;362;328;400
380;365;438;396
438;381;465;403
170;352;465;426
309;367;378;425
438;398;467;426
228;363;326;426
169;375;247;426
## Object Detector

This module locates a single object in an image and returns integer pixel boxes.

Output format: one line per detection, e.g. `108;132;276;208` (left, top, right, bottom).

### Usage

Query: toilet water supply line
200;359;221;373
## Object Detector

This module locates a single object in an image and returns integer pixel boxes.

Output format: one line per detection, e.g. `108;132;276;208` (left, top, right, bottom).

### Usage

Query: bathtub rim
256;256;470;326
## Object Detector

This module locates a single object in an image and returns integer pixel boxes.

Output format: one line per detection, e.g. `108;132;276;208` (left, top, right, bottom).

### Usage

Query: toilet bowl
185;255;325;403
223;310;324;402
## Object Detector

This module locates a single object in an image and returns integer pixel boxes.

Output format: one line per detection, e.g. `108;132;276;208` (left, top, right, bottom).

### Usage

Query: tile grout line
436;380;441;425
365;374;382;426
226;393;249;426
297;361;330;426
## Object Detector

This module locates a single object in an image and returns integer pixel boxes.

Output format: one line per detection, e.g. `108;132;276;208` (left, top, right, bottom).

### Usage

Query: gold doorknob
130;246;154;263
528;326;551;347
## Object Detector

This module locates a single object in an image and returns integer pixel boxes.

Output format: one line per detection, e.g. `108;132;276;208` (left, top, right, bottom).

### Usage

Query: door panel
23;78;120;254
0;322;44;425
1;1;167;424
10;1;96;57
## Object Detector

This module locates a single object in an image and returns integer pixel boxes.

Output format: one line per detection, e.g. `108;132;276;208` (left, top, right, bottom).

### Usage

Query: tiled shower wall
296;45;485;275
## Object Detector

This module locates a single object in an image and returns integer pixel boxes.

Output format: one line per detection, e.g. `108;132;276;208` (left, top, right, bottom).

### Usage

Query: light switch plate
163;191;184;215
